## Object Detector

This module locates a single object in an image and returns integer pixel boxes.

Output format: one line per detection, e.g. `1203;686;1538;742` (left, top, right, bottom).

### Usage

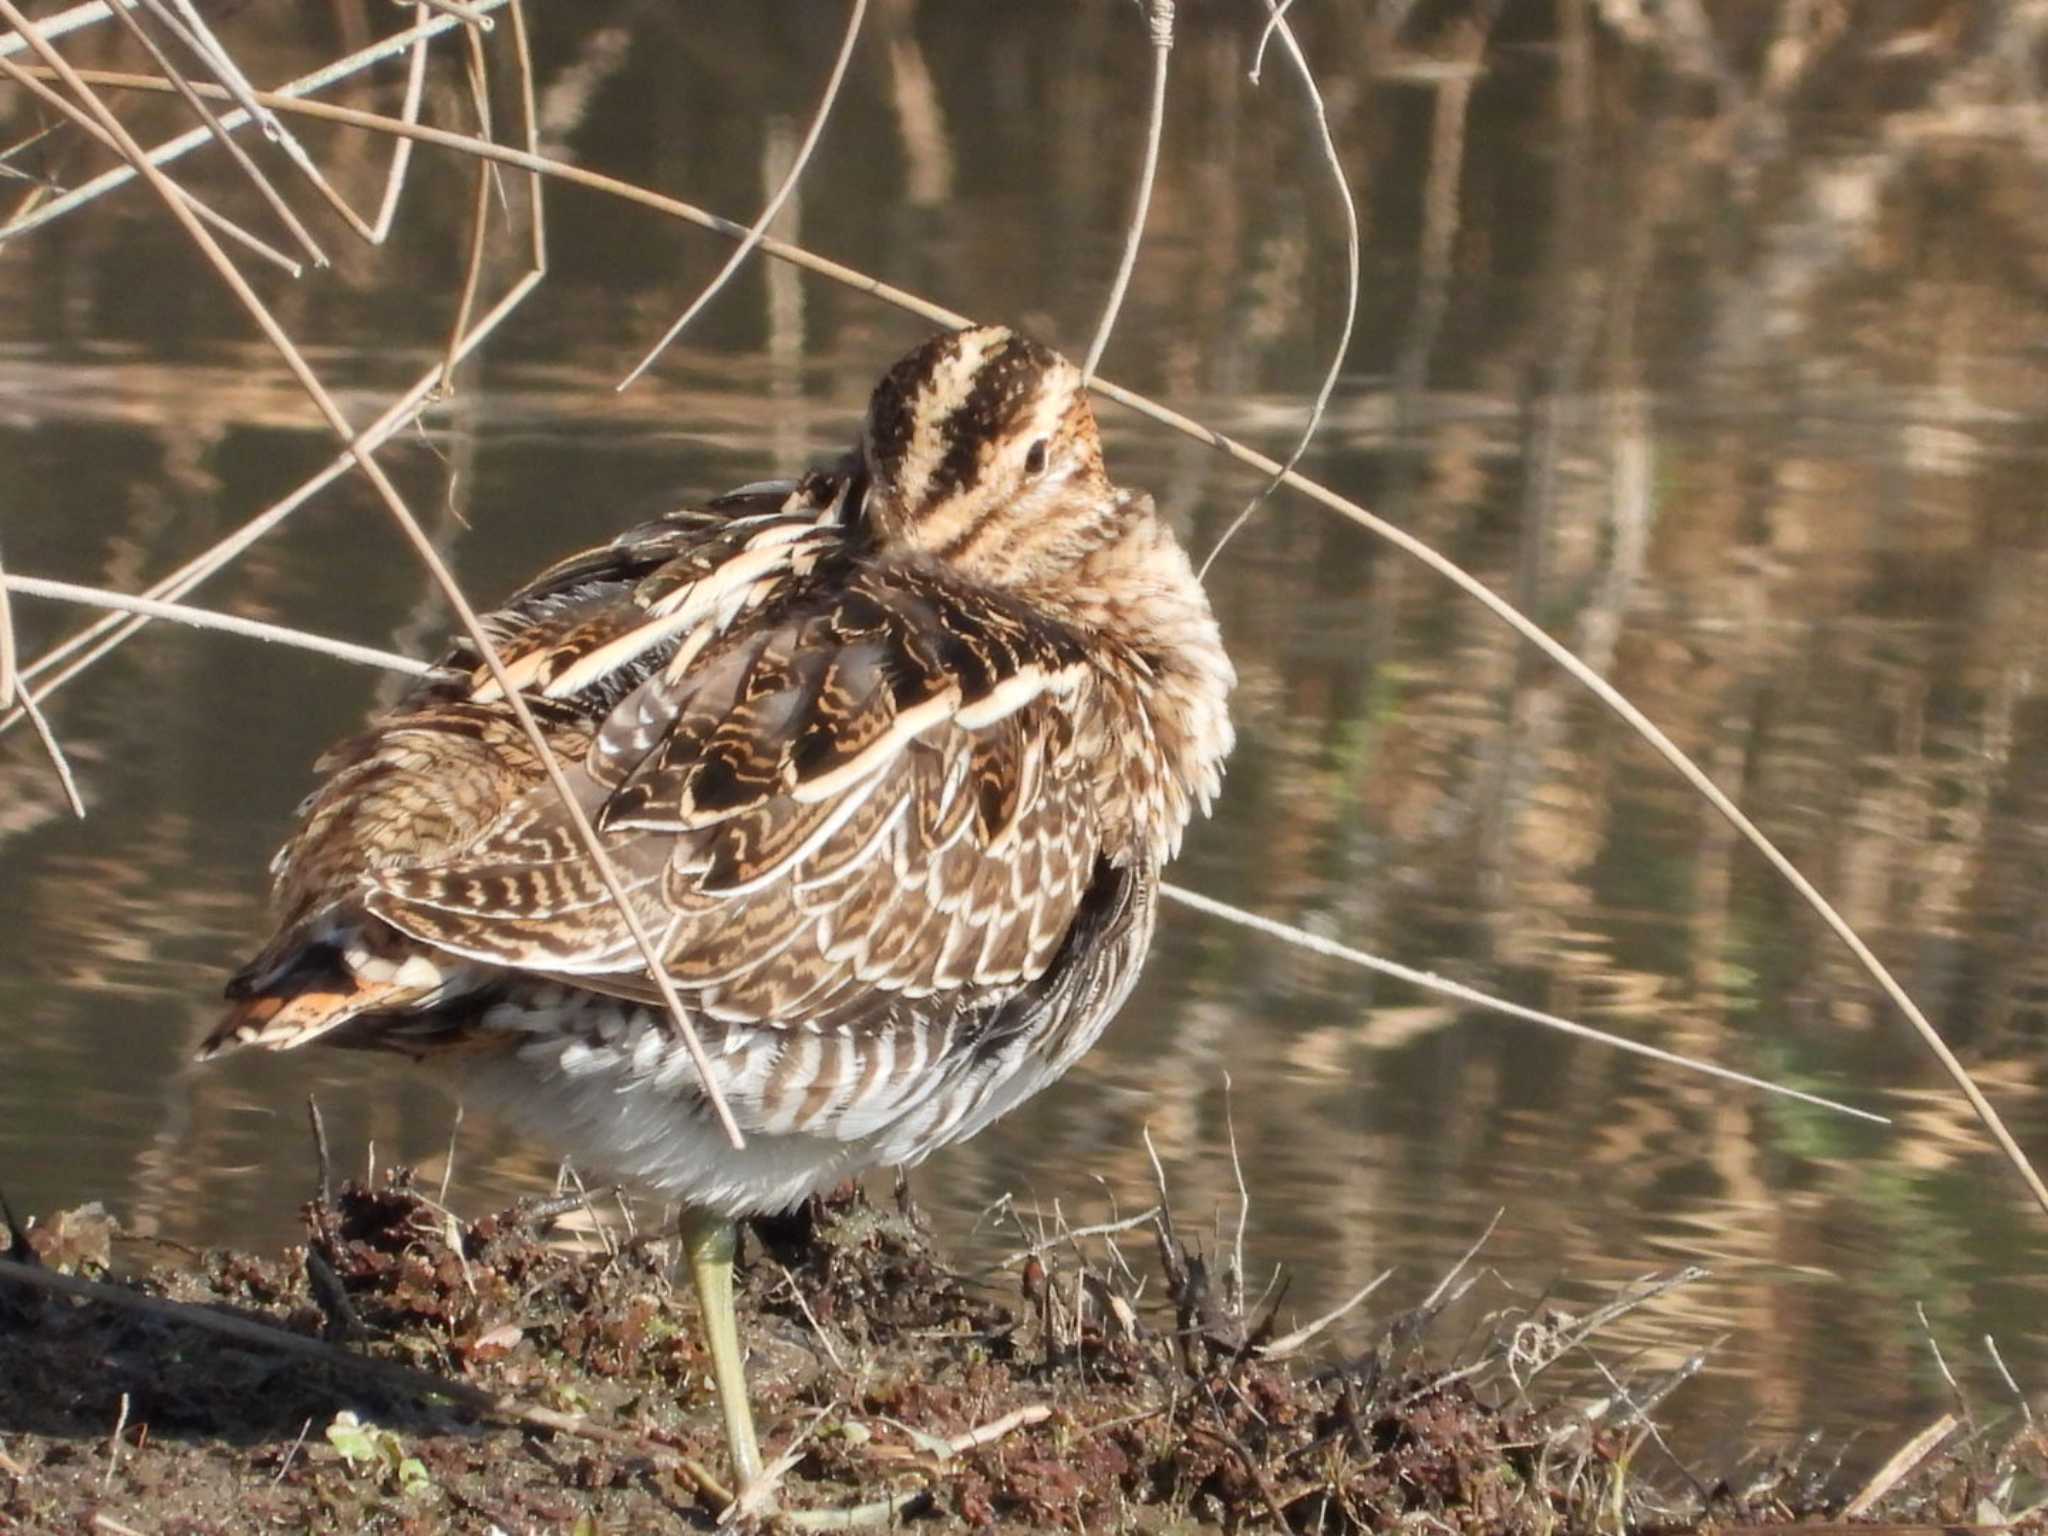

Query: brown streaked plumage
203;326;1235;1497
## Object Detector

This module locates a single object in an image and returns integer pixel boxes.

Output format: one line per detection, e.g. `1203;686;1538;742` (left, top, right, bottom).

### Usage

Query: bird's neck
1044;508;1236;862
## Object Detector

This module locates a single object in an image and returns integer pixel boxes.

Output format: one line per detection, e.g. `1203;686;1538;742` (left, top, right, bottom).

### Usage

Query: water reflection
3;0;2045;1464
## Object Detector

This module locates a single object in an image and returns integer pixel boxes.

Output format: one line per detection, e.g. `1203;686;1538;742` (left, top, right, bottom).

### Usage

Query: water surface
3;0;2045;1469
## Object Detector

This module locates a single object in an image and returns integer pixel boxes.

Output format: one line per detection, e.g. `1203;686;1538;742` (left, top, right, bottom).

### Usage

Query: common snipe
202;326;1236;1496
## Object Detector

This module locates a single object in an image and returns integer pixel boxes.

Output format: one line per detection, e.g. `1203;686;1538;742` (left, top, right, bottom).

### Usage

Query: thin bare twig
366;4;431;243
1508;1266;1710;1392
270;1417;313;1488
99;1392;128;1493
0;540;14;710
305;1095;333;1208
1082;0;1173;382
411;0;493;29
12;684;85;818
1200;0;1363;577
991;1208;1164;1271
1248;0;1299;78
940;1403;1050;1454
440;22;498;389
1842;1414;1959;1519
1418;1207;1503;1315
505;0;544;275
0;117;62;187
5;576;442;677
769;1260;849;1377
0;3;508;244
0;49;302;274
1258;1268;1393;1360
1161;885;1884;1123
616;0;867;391
1190;1403;1294;1532
1583;1348;1715;1508
436;1103;462;1207
107;0;327;266
1917;1301;1969;1423
142;0;382;244
1222;1072;1248;1317
0;0;137;60
1984;1334;2033;1427
2;13;543;732
0;277;533;734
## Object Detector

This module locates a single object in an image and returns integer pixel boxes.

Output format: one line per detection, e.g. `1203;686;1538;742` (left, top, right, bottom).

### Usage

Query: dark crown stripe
922;337;1046;509
864;329;967;486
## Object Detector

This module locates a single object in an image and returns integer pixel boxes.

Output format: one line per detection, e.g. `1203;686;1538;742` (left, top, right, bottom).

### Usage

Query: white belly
441;995;1105;1218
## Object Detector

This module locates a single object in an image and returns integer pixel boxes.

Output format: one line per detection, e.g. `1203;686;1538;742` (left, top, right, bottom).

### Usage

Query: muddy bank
0;1176;2038;1533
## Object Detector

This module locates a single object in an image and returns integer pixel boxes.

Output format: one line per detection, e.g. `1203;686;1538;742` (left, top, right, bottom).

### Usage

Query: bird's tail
202;920;468;1060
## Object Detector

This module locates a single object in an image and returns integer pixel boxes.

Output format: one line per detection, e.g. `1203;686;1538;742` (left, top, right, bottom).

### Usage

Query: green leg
681;1208;764;1490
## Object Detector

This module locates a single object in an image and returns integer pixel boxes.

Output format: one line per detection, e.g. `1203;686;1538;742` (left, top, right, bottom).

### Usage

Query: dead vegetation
2;1166;2043;1532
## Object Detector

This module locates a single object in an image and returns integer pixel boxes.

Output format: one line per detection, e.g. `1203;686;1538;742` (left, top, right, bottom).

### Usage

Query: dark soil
0;1176;2040;1533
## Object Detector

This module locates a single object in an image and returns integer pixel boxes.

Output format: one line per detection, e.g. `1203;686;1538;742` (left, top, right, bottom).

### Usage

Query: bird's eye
1024;438;1050;476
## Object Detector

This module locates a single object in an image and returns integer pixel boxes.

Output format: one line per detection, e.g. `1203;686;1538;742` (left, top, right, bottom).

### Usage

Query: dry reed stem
0;4;523;699
110;0;326;267
1983;1334;2033;1427
440;2;546;388
1842;1414;1960;1519
0;49;302;274
1162;885;1883;1122
11;683;85;818
366;4;431;244
505;0;543;271
440;24;500;389
0;3;506;243
99;1391;128;1493
409;0;494;29
1416;1206;1502;1316
1256;1267;1393;1361
991;1207;1163;1271
0;0;137;60
1507;1265;1710;1395
1199;0;1362;577
616;0;867;392
1222;1071;1248;1316
0;271;538;735
1081;0;1173;384
0;6;746;1152
1249;0;1301;78
142;0;380;246
4;575;446;676
8;44;2045;1216
0;539;13;711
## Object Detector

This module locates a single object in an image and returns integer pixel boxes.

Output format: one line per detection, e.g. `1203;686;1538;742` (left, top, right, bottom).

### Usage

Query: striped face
860;327;1116;580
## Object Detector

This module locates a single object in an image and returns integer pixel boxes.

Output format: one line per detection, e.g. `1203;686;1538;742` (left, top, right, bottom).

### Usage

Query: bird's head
859;326;1125;588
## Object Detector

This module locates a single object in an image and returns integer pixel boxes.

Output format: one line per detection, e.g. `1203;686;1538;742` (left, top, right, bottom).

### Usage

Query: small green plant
324;1410;431;1497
